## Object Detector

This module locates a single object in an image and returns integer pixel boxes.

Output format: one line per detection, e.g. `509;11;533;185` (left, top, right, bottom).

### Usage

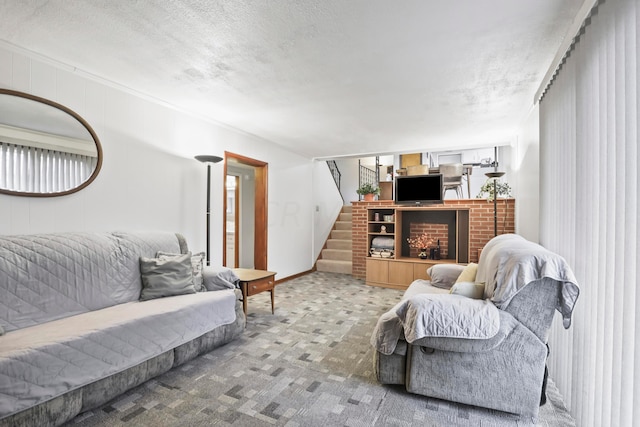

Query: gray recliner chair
371;234;580;419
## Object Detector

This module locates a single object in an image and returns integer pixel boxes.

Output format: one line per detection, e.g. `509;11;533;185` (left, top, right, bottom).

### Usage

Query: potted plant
357;183;380;201
477;178;512;236
476;180;512;201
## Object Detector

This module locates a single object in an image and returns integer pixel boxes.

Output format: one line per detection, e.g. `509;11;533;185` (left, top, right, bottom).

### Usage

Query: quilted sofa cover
0;231;244;425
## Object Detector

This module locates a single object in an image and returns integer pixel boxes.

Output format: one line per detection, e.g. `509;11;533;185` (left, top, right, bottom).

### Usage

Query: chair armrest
409;310;519;353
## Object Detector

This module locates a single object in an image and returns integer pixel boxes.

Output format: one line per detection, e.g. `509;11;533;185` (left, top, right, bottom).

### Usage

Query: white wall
335;157;361;203
312;160;344;261
512;105;540;241
0;45;315;280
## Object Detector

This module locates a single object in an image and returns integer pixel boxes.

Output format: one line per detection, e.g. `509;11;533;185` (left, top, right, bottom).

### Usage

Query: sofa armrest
202;266;239;291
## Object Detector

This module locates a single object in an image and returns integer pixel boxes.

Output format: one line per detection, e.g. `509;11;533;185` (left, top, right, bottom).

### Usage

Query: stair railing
327;160;341;192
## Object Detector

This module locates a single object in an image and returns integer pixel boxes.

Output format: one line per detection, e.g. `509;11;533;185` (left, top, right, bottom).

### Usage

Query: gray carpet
68;272;575;427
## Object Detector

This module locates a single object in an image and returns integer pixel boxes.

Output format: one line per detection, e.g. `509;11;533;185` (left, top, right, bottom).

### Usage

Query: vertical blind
0;142;97;193
539;0;638;425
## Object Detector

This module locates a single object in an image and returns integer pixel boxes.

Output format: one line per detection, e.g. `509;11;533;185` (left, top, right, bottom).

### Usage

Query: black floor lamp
195;155;223;266
485;147;504;237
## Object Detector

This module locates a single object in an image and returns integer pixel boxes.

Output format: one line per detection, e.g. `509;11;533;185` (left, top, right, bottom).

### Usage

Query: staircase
315;205;353;274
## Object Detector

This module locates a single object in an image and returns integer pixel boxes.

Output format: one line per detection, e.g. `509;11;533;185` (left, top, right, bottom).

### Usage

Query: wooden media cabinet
365;206;470;289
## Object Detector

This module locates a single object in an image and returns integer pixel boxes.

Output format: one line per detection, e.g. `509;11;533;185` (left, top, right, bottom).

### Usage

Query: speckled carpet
67;272;575;427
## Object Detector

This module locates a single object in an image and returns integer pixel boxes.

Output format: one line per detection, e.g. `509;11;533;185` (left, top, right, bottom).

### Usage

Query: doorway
225;175;240;267
223;151;268;270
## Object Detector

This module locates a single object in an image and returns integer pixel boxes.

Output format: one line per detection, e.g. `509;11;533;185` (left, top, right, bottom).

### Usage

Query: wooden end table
233;268;277;316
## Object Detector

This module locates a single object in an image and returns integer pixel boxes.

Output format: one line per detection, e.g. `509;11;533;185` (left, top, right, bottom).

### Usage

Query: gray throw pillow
157;251;206;292
427;264;466;289
139;252;196;301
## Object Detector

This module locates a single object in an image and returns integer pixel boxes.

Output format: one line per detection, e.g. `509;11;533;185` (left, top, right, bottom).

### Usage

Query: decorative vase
418;248;428;259
363;193;375;202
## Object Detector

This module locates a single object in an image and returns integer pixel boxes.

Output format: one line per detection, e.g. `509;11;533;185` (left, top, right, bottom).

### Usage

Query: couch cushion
403;279;451;299
139;253;196;300
455;262;478;283
0;289;237;419
449;281;484;299
427;264;466;289
157;251;206;292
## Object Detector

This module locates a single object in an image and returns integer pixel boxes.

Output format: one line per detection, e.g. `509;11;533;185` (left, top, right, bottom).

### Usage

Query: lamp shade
195;155;223;164
485;171;505;179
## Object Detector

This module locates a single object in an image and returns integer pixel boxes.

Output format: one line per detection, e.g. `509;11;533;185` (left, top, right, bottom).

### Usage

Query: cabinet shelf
391;257;458;263
365;206;470;289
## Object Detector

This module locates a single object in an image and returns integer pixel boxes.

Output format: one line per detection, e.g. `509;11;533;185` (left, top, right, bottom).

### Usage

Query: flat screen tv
394;174;443;205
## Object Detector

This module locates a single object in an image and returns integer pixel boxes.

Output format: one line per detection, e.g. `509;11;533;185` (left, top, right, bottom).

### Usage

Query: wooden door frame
223;151;268;270
226;175;240;268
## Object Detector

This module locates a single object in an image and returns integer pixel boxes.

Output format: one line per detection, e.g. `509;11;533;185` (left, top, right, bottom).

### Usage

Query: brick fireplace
351;199;516;279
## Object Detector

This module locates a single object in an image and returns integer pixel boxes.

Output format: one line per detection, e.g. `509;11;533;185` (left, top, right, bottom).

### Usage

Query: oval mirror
0;89;102;197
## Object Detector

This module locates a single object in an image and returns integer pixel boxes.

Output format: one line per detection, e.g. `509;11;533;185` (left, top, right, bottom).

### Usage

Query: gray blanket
477;234;580;328
371;293;500;355
371;234;581;356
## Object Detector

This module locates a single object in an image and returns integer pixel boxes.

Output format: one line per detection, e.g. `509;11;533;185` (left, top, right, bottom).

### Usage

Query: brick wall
408;223;448;258
351;199;515;279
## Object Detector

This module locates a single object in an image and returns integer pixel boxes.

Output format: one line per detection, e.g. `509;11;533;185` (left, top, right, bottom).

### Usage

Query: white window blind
0;142;97;193
539;0;639;425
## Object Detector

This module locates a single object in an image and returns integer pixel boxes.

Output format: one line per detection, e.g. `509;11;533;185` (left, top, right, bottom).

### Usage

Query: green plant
356;182;380;195
476;179;512;202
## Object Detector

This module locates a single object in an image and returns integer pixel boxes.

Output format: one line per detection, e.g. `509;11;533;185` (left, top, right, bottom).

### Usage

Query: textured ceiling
0;1;584;159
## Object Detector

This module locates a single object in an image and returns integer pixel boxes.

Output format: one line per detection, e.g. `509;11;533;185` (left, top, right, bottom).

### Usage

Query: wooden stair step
334;221;352;230
331;230;352;239
321;248;352;261
316;259;352;274
327;239;352;250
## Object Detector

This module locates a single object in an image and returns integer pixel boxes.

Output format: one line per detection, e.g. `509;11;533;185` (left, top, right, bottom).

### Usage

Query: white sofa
0;231;245;427
371;234;580;419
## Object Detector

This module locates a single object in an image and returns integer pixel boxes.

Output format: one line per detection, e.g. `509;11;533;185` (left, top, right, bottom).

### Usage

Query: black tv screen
394;174;443;205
